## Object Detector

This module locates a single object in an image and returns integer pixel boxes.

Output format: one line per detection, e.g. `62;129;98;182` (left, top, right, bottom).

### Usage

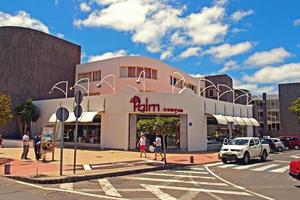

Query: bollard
4;163;11;175
190;156;194;163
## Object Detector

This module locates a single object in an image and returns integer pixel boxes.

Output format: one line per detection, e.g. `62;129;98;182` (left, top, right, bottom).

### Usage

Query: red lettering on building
130;96;160;112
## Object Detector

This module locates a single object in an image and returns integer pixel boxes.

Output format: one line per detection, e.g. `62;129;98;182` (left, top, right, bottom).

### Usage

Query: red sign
130;96;183;113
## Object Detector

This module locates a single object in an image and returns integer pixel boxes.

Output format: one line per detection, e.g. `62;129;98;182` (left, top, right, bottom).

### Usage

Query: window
145;68;151;79
249;140;254;146
136;67;144;78
152;69;157;79
92;70;101;82
254;139;260;145
208;89;216;97
78;72;92;82
128;67;136;77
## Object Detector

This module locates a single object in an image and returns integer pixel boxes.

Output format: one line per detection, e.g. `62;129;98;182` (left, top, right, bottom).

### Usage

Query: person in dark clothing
33;132;41;160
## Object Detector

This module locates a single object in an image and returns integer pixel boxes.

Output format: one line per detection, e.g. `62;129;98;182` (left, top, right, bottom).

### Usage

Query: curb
6;163;188;184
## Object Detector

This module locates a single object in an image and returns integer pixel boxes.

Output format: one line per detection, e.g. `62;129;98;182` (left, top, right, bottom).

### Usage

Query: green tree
289;97;300;122
15;99;40;135
137;116;179;164
0;93;13;126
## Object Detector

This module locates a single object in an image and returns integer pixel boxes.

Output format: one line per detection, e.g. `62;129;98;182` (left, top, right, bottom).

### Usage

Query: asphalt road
0;150;299;200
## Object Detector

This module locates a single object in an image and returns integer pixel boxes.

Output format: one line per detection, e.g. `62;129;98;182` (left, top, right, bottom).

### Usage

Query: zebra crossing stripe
218;164;236;168
205;162;223;167
60;183;73;190
251;164;279;172
98;178;122;197
174;170;209;175
270;165;289;173
144;172;216;179
141;184;252;196
83;164;92;170
123;176;227;186
141;184;178;200
233;163;265;170
185;167;205;171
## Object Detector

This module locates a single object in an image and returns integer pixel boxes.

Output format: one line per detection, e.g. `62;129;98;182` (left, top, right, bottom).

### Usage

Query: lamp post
70;78;90;96
96;74;116;94
198;78;219;97
136;71;146;93
247;96;264;105
217;84;235;102
233;89;250;104
171;71;186;93
49;81;68;98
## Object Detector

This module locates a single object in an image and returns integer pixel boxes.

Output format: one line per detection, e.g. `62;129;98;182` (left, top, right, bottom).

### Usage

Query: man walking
153;134;164;161
33;132;41;160
21;131;30;160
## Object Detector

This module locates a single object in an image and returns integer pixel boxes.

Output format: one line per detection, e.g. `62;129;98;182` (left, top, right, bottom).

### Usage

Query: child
138;132;147;158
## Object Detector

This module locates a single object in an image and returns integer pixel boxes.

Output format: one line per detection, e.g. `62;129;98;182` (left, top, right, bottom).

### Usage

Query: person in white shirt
153;134;164;161
21;131;30;160
137;132;147;158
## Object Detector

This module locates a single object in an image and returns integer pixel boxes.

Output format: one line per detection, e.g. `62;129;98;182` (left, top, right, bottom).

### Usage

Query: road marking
251;164;279;171
204;162;223;167
185;167;205;171
270;165;289;173
145;172;216;179
218;164;236;168
274;160;290;163
141;184;178;200
59;183;73;190
290;154;300;159
205;166;274;200
233;163;265;170
16;181;129;200
83;164;92;170
123;176;227;186
174;170;209;174
141;184;251;196
98;178;122;197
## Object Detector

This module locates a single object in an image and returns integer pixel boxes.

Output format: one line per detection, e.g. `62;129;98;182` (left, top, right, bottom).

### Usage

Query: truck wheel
295;145;300;150
243;152;250;164
277;146;283;152
221;157;227;163
261;150;267;162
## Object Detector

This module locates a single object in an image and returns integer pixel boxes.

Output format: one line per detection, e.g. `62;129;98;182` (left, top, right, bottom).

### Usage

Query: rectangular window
128;67;136;77
136;67;144;78
208;89;215;97
152;69;157;79
120;67;128;78
78;72;92;82
92;70;101;82
145;68;151;79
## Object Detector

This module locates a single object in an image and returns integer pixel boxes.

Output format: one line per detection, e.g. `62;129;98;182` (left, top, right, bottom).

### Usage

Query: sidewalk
0;147;218;184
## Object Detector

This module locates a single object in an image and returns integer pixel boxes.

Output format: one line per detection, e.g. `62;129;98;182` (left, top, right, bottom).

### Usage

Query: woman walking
138;132;147;158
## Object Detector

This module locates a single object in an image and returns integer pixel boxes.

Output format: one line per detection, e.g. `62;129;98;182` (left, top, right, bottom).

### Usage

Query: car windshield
228;139;249;145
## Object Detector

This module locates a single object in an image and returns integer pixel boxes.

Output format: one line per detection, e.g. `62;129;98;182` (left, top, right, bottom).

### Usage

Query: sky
1;0;300;94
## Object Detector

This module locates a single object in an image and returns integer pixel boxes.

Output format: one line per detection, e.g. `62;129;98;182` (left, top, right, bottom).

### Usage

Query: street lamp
96;74;116;94
247;96;264;105
198;78;219;97
234;89;250;104
136;71;146;93
70;78;90;96
171;71;186;93
49;81;68;98
217;84;234;102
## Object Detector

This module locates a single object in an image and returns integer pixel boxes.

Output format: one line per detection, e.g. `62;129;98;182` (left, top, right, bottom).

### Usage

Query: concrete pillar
180;115;188;150
128;114;137;150
263;93;268;136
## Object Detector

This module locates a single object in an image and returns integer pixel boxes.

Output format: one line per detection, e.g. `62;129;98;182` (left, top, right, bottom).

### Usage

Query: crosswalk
205;161;289;174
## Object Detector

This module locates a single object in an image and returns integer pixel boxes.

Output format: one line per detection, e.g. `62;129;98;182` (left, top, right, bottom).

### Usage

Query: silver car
271;138;285;152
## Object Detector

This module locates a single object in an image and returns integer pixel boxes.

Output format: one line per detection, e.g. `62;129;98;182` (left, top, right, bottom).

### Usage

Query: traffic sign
75;90;83;105
74;105;83;118
56;107;69;122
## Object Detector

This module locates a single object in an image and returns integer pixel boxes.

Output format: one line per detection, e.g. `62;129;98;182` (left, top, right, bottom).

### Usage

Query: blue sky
1;0;300;94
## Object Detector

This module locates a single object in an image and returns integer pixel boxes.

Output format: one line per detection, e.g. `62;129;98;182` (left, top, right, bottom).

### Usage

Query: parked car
280;138;291;150
289;160;300;180
260;138;277;153
280;136;300;150
271;138;284;152
219;137;270;164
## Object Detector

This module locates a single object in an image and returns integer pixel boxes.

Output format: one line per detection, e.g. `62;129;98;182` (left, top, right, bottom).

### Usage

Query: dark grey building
0;26;81;138
279;83;300;136
205;74;233;102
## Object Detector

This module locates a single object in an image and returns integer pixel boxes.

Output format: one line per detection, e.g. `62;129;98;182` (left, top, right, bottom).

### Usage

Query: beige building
32;56;259;151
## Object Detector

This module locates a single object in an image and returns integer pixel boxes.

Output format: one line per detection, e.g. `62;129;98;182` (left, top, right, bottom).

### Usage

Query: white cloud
293;18;300;26
219;60;239;73
88;49;128;62
171;31;187;45
245;47;291;67
179;47;202;59
204;41;253;59
56;33;64;38
230;9;254;22
0;11;49;33
160;48;173;60
233;78;276;95
243;63;300;84
231;27;246;34
80;2;91;12
189;73;205;78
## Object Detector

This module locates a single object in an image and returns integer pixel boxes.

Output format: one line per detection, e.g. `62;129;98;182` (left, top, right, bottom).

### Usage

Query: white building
32;56;259;151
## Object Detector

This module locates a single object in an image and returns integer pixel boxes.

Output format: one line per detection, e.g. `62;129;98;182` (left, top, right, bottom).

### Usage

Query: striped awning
49;111;102;123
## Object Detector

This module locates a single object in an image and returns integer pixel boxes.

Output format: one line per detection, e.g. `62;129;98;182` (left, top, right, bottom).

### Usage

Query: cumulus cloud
219;60;239;73
231;27;246;34
88;49;129;62
204;41;253;59
0;11;49;33
74;0;228;58
160;48;173;60
293;18;300;26
233;78;276;95
245;47;291;67
230;9;254;22
189;73;205;78
80;2;91;12
179;47;202;59
243;63;300;84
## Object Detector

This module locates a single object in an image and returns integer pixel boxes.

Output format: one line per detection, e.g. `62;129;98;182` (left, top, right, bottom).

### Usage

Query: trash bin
4;163;11;174
190;156;194;163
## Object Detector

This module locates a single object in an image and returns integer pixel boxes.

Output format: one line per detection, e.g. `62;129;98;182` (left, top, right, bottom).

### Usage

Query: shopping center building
32;56;259;151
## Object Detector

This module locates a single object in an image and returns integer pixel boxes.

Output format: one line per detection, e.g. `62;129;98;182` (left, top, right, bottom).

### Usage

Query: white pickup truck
218;137;270;164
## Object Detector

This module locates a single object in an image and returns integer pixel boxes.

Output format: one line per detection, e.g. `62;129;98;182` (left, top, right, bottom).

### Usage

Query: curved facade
0;26;81;137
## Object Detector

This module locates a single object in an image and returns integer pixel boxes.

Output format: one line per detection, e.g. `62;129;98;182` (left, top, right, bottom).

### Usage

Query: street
1;150;300;200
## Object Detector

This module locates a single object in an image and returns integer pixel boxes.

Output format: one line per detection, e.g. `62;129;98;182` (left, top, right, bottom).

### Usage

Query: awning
49;111;101;123
223;116;236;125
211;114;228;125
249;118;260;127
242;118;253;126
233;117;246;126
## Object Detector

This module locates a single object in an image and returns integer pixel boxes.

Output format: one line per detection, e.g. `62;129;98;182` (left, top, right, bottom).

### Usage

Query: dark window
92;70;101;82
128;67;136;77
145;68;151;79
136;67;144;78
152;69;157;79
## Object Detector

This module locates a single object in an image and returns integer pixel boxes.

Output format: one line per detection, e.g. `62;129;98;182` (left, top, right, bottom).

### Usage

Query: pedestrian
153;134;164;161
0;133;3;148
21;131;30;160
137;132;147;158
33;131;41;160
